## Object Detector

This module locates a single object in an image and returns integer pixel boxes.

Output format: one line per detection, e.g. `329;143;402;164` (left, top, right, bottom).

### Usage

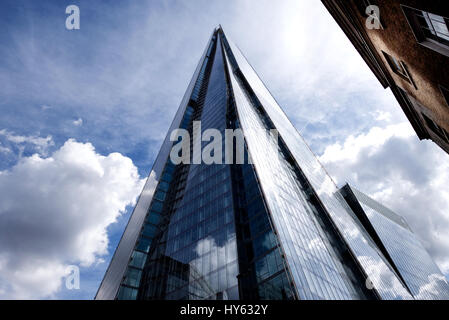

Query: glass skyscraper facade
95;27;449;300
339;184;449;300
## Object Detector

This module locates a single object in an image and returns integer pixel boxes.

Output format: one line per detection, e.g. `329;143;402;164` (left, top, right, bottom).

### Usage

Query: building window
402;6;449;57
382;51;416;88
422;113;449;143
397;86;449;149
421;11;449;44
440;85;449;108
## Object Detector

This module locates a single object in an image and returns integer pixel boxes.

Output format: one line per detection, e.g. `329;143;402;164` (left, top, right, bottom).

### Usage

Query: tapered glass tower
96;27;449;300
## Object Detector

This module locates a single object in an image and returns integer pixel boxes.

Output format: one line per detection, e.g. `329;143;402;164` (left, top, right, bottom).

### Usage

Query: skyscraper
95;27;449;300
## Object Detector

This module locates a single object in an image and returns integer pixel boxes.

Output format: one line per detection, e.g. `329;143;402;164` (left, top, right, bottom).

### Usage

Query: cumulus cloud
0;139;145;299
319;122;449;275
319;122;415;164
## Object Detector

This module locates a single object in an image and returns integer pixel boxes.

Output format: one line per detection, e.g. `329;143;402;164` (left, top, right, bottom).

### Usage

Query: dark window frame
397;87;449;152
381;51;417;89
401;5;449;57
421;113;449;144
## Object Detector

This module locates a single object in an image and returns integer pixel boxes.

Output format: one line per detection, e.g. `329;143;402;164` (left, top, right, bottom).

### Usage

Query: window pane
117;286;138;300
130;250;147;269
136;237;152;253
123;268;142;287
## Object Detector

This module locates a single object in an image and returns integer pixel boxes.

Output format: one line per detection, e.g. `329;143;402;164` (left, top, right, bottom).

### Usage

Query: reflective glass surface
350;187;449;300
223;46;370;300
225;35;412;300
138;34;239;300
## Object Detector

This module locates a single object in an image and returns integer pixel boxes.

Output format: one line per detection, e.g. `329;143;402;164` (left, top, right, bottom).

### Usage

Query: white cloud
0;143;10;154
0;129;54;156
319;122;415;164
319;123;449;275
73;118;83;126
372;110;392;122
0;139;145;299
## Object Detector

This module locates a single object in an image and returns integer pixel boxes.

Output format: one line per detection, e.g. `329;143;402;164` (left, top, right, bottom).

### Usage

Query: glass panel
422;11;449;42
130;250;147;269
116;286;138;300
136;237;152;253
147;211;162;225
123;268;142;287
349;187;449;299
142;223;157;238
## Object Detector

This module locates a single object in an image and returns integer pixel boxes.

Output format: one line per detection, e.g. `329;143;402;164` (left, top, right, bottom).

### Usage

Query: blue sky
1;0;449;299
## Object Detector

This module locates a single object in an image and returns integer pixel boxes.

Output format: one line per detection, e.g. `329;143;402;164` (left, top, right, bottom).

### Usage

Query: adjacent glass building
95;27;449;300
339;184;449;300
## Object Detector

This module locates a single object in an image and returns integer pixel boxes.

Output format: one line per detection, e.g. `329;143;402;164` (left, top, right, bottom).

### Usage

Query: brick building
322;0;449;154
